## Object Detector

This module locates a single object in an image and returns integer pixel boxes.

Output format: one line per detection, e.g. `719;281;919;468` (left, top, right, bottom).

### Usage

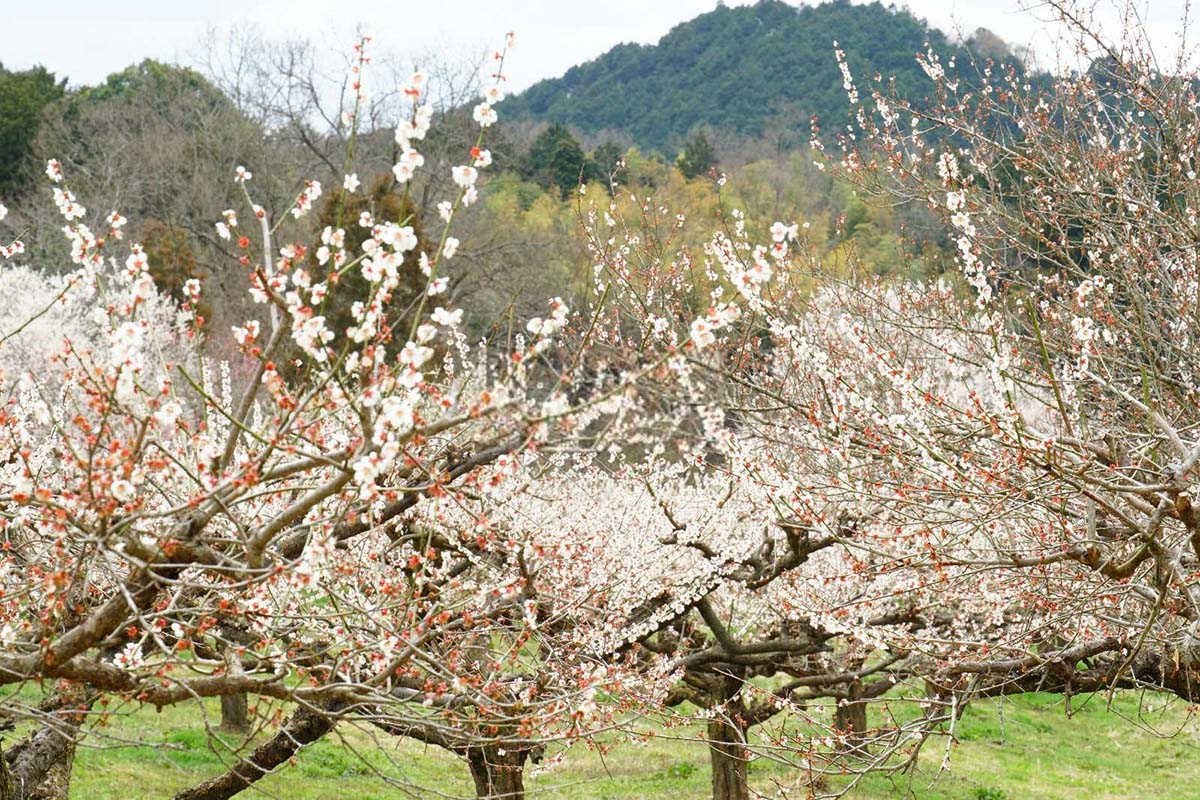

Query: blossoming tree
0;35;681;800
6;5;1200;799
786;0;1200;763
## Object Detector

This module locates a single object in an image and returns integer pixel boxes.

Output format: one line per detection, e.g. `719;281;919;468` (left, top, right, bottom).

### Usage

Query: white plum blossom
291;180;322;218
395;103;434;149
131;273;155;304
452;165;478;189
376;223;417;253
125;245;148;275
152;400;183;432
232;320;261;347
112;642;144;670
321;226;345;248
833;41;858;105
406;70;428;96
293;315;334;360
688;303;740;351
432;306;463;327
0;240;24;259
110;321;145;369
399;341;434;369
52;188;85;221
525;298;570;338
917;47;946;81
392;148;425;184
937;151;960;181
690;318;716;350
111;479;136;503
106;211;127;237
770;221;799;242
472;102;498;127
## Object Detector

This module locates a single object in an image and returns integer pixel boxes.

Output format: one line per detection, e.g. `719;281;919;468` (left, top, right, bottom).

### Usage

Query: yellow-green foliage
474;146;952;333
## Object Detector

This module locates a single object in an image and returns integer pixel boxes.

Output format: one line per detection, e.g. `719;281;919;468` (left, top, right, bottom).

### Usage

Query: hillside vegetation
499;0;1023;153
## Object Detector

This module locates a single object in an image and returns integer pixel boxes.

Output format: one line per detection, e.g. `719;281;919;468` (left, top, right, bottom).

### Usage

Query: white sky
0;1;1191;91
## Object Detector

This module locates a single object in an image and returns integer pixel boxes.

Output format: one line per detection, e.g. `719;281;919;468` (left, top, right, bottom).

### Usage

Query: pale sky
0;1;1191;91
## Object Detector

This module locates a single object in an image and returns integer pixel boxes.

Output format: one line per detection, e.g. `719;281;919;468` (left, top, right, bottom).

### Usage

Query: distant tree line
498;0;1036;153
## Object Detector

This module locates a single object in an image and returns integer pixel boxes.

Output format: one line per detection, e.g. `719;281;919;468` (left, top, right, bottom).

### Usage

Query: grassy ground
53;690;1200;799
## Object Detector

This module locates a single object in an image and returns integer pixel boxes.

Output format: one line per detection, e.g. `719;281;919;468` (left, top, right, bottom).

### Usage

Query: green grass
839;691;1200;800
55;691;1200;799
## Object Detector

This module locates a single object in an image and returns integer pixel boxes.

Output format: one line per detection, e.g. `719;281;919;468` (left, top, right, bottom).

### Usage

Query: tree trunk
835;679;868;754
1;694;92;800
219;693;249;734
0;747;11;800
174;704;337;800
0;750;12;800
707;716;750;800
23;739;74;800
466;745;529;799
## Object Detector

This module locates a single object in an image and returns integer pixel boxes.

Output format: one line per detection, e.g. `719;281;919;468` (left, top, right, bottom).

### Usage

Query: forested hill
500;0;1014;154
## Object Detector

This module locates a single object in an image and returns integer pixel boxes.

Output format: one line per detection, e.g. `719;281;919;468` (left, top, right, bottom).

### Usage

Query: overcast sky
0;1;1192;91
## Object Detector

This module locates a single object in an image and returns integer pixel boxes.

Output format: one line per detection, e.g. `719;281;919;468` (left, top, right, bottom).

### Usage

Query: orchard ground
42;690;1200;799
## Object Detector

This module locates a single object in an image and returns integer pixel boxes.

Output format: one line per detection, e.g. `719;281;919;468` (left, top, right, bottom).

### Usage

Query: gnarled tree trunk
706;670;750;800
707;714;750;800
466;745;529;799
1;692;93;800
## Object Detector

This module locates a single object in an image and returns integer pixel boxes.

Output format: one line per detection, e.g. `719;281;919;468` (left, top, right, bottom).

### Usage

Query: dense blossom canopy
2;5;1200;800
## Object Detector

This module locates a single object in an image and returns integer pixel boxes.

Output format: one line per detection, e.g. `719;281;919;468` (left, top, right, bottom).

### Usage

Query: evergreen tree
521;123;592;198
0;64;66;196
676;131;716;179
590;141;627;192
